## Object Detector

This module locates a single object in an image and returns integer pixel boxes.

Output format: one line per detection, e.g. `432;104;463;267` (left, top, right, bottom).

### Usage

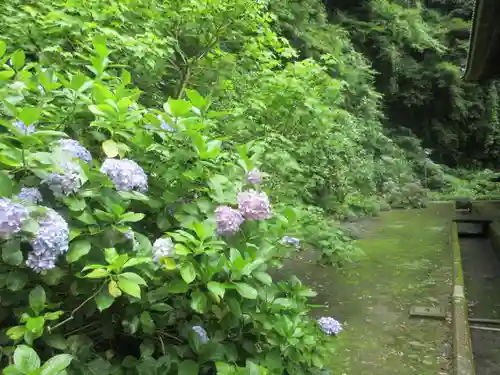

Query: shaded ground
279;203;454;375
459;231;500;375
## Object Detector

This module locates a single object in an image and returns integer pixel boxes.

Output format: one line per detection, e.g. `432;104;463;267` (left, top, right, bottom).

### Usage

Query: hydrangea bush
0;40;340;373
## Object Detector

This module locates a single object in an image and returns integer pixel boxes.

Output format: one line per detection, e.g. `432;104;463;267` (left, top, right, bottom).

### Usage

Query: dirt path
280;203;454;375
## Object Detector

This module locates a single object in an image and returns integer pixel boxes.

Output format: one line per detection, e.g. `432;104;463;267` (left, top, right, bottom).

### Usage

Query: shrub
0;41;338;374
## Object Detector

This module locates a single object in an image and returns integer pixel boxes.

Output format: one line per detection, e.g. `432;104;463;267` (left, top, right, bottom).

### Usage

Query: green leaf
21;218;39;235
207;281;225;299
234;283;258;299
6;271;28;291
66;240;91;263
117;277;141;298
167;279;189;294
76;211;97;225
167;98;192;117
0;170;12;197
104;247;118;264
108;280;122;297
13;345;40;372
29;285;46;314
119;212;145;223
95;288;115;312
178;360;199;375
43;334;67;350
190;290;207;313
2;240;23;266
84;269;109;279
254;272;272;286
0;69;15;80
0;40;6;58
180;262;196;284
19;107;41;125
39;354;73;375
185;89;208;110
26;316;45;336
119;272;147;286
11;50;25;70
7;326;26;341
140;311;155;335
102;139;119;157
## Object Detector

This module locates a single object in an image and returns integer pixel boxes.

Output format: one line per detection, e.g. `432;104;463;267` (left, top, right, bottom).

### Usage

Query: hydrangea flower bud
57;139;93;164
17;187;43;204
12;120;35;135
317;317;342;335
0;198;29;238
280;236;300;249
152;237;175;263
247;168;263;184
101;159;148;193
237;190;272;220
28;207;69;272
44;159;83;196
192;326;209;343
215;206;244;235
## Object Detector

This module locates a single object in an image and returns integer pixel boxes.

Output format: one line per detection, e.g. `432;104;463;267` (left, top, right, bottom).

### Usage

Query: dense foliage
0;0;498;373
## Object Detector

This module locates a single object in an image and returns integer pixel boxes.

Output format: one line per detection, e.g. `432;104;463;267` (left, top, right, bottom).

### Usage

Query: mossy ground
281;203;455;374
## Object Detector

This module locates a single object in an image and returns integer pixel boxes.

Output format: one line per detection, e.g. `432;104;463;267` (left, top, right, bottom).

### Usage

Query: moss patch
282;203;454;374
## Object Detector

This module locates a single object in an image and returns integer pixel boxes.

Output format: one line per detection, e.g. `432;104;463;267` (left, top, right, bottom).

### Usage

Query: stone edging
451;222;476;375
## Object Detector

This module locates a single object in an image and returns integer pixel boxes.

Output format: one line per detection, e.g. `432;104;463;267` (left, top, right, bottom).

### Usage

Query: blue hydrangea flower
152;237;175;263
12;120;35;135
215;206;244;235
317;317;342;335
100;158;148;193
27;207;69;273
157;114;175;133
44;159;83;196
247;168;263;184
192;326;209;343
280;236;300;249
237;190;272;220
0;198;29;238
56;139;93;165
17;187;43;204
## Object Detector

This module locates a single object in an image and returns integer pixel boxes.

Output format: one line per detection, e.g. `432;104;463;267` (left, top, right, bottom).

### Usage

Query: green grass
283;203;455;374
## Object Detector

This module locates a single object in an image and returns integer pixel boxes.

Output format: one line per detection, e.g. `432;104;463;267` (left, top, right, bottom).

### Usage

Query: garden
0;0;499;374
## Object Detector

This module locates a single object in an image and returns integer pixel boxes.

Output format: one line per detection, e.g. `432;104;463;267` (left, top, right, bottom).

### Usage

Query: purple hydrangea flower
27;207;69;273
17;187;43;204
0;198;29;238
152;237;175;263
317;317;342;335
100;158;148;193
280;236;300;249
192;326;209;343
12;120;35;135
44;159;83;196
237;190;272;220
57;139;93;165
215;206;244;235
247;168;263;185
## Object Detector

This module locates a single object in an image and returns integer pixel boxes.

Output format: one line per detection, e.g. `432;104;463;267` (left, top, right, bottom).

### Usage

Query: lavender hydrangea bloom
237;190;272;220
57;139;93;164
192;326;209;343
317;317;342;335
101;159;148;193
0;198;29;238
27;207;69;272
280;236;300;249
247;168;263;185
12;120;35;135
152;237;175;263
17;187;43;204
215;206;244;235
44;159;83;196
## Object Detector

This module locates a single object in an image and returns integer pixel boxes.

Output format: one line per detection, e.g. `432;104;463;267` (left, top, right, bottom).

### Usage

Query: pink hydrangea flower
237;190;272;220
247;168;263;185
215;206;244;235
